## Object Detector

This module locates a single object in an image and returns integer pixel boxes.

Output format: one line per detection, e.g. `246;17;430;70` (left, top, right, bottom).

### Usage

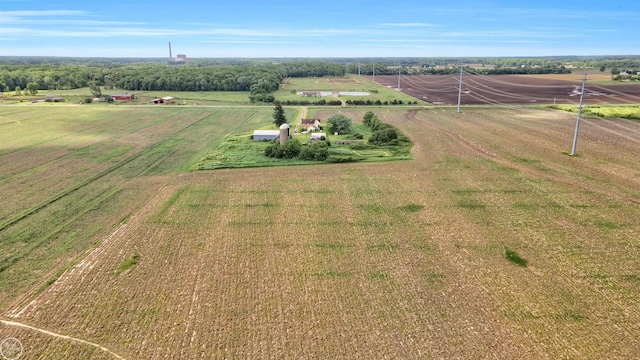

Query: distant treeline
3;56;640;94
0;62;345;93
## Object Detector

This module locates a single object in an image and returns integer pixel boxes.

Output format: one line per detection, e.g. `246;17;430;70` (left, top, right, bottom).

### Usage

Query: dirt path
293;106;307;133
0;319;126;359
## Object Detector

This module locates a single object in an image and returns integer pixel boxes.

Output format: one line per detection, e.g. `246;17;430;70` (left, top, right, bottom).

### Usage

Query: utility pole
457;64;463;113
358;62;361;76
372;65;375;83
397;68;401;90
571;73;588;156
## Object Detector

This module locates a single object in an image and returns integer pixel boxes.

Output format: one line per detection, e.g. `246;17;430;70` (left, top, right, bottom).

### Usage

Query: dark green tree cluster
326;114;352;134
281;99;342;106
264;139;302;159
298;141;329;161
363;111;409;146
272;102;287;127
265;139;329;161
0;61;352;93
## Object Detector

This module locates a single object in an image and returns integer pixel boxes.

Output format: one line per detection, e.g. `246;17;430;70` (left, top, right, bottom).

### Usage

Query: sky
0;0;638;58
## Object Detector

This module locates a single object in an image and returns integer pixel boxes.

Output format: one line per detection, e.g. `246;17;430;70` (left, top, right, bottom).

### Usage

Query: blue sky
0;0;637;58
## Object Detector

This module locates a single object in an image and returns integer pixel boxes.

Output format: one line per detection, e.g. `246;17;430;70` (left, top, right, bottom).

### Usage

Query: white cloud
380;23;437;27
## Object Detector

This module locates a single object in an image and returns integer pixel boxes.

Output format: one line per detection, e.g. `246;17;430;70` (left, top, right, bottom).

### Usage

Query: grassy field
548;104;640;119
0;88;255;105
276;75;423;104
2;103;640;358
194;116;412;170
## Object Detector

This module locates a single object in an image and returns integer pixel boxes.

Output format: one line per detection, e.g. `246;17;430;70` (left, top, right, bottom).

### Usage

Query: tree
611;67;620;80
89;82;102;97
273;101;287;127
326;114;352;134
599;65;606;72
26;82;38;96
369;128;398;145
281;138;302;159
363;111;375;127
14;86;22;96
298;141;329;161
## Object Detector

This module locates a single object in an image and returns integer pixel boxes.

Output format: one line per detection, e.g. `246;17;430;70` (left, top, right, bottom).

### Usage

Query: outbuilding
253;130;280;141
151;96;174;104
310;133;327;142
111;94;135;101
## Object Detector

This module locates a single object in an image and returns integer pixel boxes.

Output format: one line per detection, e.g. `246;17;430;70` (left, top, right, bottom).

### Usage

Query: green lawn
548;104;640;119
276;75;424;105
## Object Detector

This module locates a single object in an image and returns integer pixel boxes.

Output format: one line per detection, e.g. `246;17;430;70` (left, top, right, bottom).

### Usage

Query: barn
253;130;280;141
111;94;135;101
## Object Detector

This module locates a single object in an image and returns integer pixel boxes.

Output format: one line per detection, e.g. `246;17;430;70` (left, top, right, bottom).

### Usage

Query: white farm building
253;130;280;141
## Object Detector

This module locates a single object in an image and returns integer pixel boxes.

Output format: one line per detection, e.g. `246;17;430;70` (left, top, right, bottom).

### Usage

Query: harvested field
2;106;640;358
372;74;640;105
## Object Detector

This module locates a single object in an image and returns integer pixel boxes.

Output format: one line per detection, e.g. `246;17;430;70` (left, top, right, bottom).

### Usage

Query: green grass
548;104;640;120
457;198;486;210
192;119;412;170
115;253;140;275
276;75;423;105
504;247;528;267
0;87;256;106
397;204;424;212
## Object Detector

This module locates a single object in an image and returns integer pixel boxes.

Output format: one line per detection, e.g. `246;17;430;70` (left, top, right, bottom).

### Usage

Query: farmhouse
111;94;135;101
300;118;321;132
253;130;280;141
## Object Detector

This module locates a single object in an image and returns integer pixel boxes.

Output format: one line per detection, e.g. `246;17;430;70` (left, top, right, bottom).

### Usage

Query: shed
151;96;174;104
253;130;280;141
310;133;327;142
45;94;64;102
111;94;135;101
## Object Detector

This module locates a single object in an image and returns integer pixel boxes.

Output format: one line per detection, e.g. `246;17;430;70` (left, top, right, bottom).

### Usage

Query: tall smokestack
169;42;172;61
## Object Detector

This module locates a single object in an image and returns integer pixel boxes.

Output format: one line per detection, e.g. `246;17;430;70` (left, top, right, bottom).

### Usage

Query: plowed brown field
373;74;640;105
2;107;640;359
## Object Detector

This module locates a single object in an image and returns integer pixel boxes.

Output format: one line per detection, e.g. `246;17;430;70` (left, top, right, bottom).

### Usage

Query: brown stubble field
2;106;640;359
373;74;640;105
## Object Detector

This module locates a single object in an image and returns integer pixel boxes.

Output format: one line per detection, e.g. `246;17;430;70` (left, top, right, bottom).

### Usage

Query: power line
571;73;588;156
457;64;463;113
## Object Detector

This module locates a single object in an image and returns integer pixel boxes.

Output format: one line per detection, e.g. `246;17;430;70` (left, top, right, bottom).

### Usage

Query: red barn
111;94;135;101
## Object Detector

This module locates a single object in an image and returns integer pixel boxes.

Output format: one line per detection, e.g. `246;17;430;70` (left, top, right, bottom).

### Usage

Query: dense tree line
0;62;346;93
3;56;640;94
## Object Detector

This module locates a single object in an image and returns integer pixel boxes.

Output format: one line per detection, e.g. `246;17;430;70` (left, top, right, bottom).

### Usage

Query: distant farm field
1;105;640;359
373;74;640;105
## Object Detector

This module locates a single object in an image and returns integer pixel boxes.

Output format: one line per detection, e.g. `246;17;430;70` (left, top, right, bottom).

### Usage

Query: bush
264;143;282;158
326;155;364;163
84;97;93;103
281;138;302;159
369;128;398;145
326;114;352;134
298;141;329;161
349;142;369;150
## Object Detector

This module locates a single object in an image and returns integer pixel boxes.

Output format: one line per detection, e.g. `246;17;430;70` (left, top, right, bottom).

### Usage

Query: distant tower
168;42;173;61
